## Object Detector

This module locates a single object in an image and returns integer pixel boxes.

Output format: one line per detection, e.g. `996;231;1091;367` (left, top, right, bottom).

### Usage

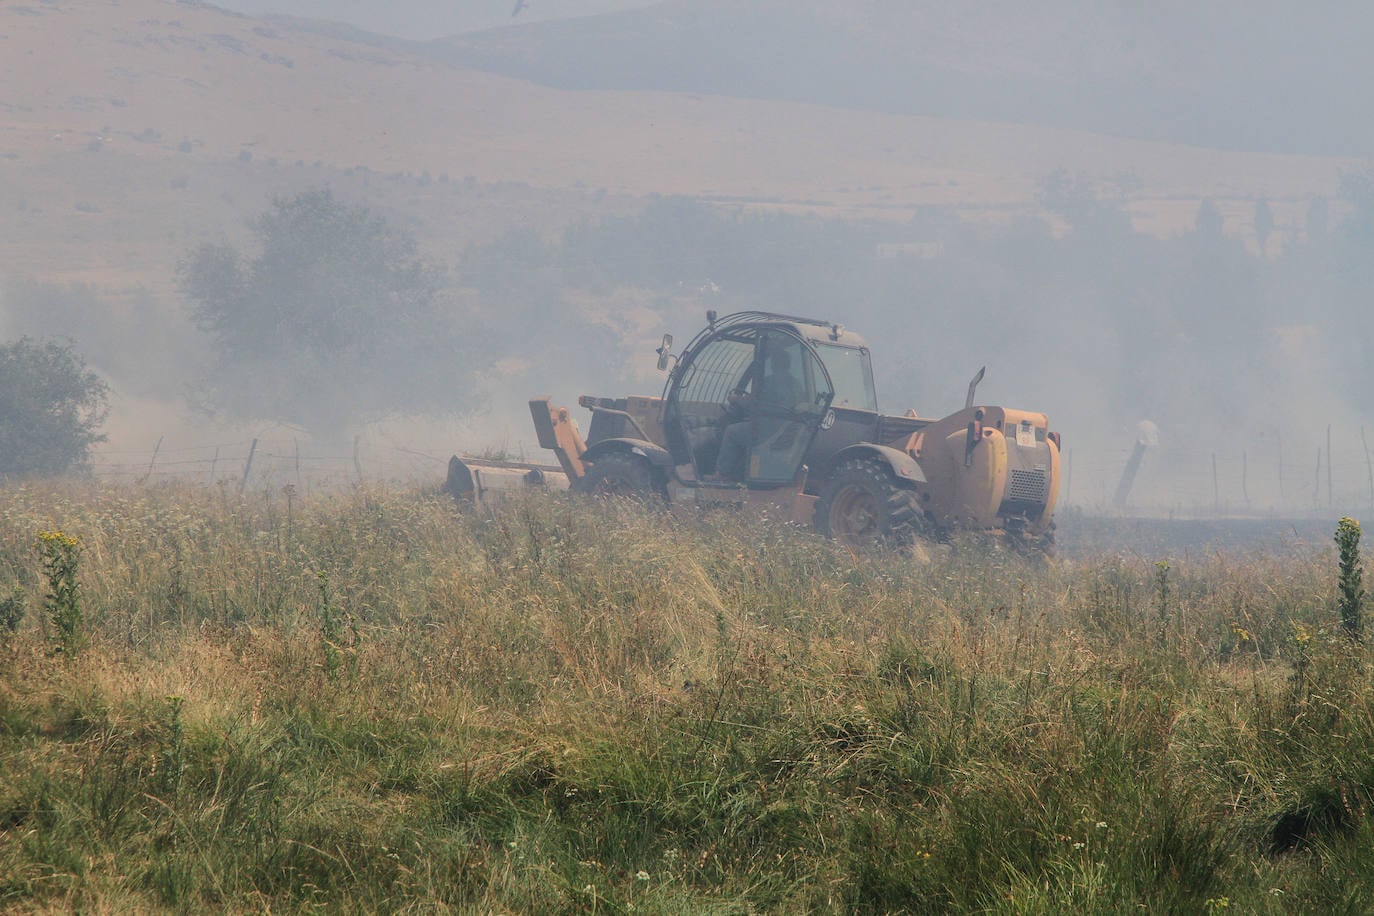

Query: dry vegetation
0;0;1353;292
0;482;1371;912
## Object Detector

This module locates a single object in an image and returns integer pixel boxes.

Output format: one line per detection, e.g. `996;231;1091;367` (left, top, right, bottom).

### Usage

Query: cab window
677;337;755;406
816;344;877;411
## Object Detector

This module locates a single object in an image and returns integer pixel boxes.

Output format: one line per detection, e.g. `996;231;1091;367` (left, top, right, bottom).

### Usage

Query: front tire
573;452;665;502
815;457;923;548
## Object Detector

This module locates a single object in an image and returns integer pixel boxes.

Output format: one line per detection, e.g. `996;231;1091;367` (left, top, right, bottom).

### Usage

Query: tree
179;188;475;434
1039;170;1133;238
0;339;109;478
1194;198;1224;238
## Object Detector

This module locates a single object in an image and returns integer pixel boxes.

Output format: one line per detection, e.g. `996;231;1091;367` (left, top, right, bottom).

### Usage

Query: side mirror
655;333;674;371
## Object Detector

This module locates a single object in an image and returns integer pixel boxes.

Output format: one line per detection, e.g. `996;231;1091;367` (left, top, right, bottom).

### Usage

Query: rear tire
573;452;665;502
815;457;923;548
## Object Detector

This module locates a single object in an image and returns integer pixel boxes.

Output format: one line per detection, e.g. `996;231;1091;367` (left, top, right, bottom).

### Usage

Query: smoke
8;0;1372;516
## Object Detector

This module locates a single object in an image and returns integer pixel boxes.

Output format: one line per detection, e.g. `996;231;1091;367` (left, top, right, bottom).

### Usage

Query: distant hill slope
433;0;1374;157
0;0;1364;295
211;0;658;40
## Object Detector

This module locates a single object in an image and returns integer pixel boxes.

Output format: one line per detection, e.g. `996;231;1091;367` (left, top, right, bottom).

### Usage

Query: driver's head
762;337;791;364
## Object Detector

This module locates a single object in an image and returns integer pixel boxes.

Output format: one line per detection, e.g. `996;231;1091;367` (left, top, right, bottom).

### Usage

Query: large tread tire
572;451;665;503
815;457;923;548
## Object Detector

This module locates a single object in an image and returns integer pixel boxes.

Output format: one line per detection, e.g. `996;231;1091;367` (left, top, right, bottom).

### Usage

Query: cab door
662;331;758;476
805;343;881;471
744;332;834;485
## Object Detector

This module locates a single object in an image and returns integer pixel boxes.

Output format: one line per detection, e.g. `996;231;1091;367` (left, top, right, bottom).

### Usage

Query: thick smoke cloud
3;1;1369;512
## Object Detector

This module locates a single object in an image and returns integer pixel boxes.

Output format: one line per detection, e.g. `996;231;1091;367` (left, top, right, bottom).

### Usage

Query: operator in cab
715;337;806;483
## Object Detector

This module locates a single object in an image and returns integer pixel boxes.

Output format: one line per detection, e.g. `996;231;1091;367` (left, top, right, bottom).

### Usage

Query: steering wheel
722;389;752;421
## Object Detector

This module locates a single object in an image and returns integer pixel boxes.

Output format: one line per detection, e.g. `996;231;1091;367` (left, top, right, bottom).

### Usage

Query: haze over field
1;0;1371;511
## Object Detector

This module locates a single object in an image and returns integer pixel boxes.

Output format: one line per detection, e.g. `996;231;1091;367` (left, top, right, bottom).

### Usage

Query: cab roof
702;311;869;350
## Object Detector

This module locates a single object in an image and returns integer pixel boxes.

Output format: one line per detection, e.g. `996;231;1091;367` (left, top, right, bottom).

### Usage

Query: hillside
438;0;1374;157
0;0;647;292
1;0;1363;295
215;0;658;39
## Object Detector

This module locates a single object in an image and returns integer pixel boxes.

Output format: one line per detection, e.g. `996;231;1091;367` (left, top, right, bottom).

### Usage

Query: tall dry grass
0;482;1370;912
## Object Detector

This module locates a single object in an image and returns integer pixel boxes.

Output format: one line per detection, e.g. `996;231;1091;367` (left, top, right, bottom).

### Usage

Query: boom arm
529;398;588;480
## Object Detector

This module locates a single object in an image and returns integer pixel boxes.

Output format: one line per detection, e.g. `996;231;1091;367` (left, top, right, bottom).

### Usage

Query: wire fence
1064;438;1374;519
88;435;454;494
84;432;1374;519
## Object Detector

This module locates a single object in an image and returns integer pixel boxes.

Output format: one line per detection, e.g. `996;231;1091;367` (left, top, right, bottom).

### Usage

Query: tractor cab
661;312;876;490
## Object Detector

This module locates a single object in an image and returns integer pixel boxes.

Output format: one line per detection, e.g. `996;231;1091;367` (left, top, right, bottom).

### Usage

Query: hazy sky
212;0;658;39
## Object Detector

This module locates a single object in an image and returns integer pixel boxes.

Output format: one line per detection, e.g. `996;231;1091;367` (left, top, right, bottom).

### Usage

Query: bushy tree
1194;198;1224;237
0;339;109;478
179;188;475;434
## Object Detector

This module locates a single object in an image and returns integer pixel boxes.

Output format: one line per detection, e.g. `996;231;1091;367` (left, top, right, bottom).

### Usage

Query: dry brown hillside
1;0;1363;295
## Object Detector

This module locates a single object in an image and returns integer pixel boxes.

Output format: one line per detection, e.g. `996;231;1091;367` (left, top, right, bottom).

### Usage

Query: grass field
0;483;1371;912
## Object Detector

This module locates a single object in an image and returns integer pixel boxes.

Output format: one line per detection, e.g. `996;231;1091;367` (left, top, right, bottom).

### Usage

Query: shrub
0;338;108;477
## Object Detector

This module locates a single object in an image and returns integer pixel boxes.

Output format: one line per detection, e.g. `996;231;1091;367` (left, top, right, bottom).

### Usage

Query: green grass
0;481;1371;912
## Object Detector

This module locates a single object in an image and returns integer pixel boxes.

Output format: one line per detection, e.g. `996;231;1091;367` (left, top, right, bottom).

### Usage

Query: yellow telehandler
447;311;1060;550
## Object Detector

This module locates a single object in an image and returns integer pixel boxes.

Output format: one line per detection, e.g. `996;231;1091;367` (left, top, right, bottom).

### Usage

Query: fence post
1242;450;1249;509
1212;452;1219;511
1315;448;1322;507
1064;448;1072;507
139;435;163;484
239;438;258;496
1328;424;1334;508
1363;427;1373;512
353;435;363;484
1278;430;1284;505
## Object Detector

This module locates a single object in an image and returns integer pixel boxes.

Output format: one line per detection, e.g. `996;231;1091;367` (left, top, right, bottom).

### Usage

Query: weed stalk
38;530;84;656
0;585;24;642
1335;517;1363;641
1154;560;1171;645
